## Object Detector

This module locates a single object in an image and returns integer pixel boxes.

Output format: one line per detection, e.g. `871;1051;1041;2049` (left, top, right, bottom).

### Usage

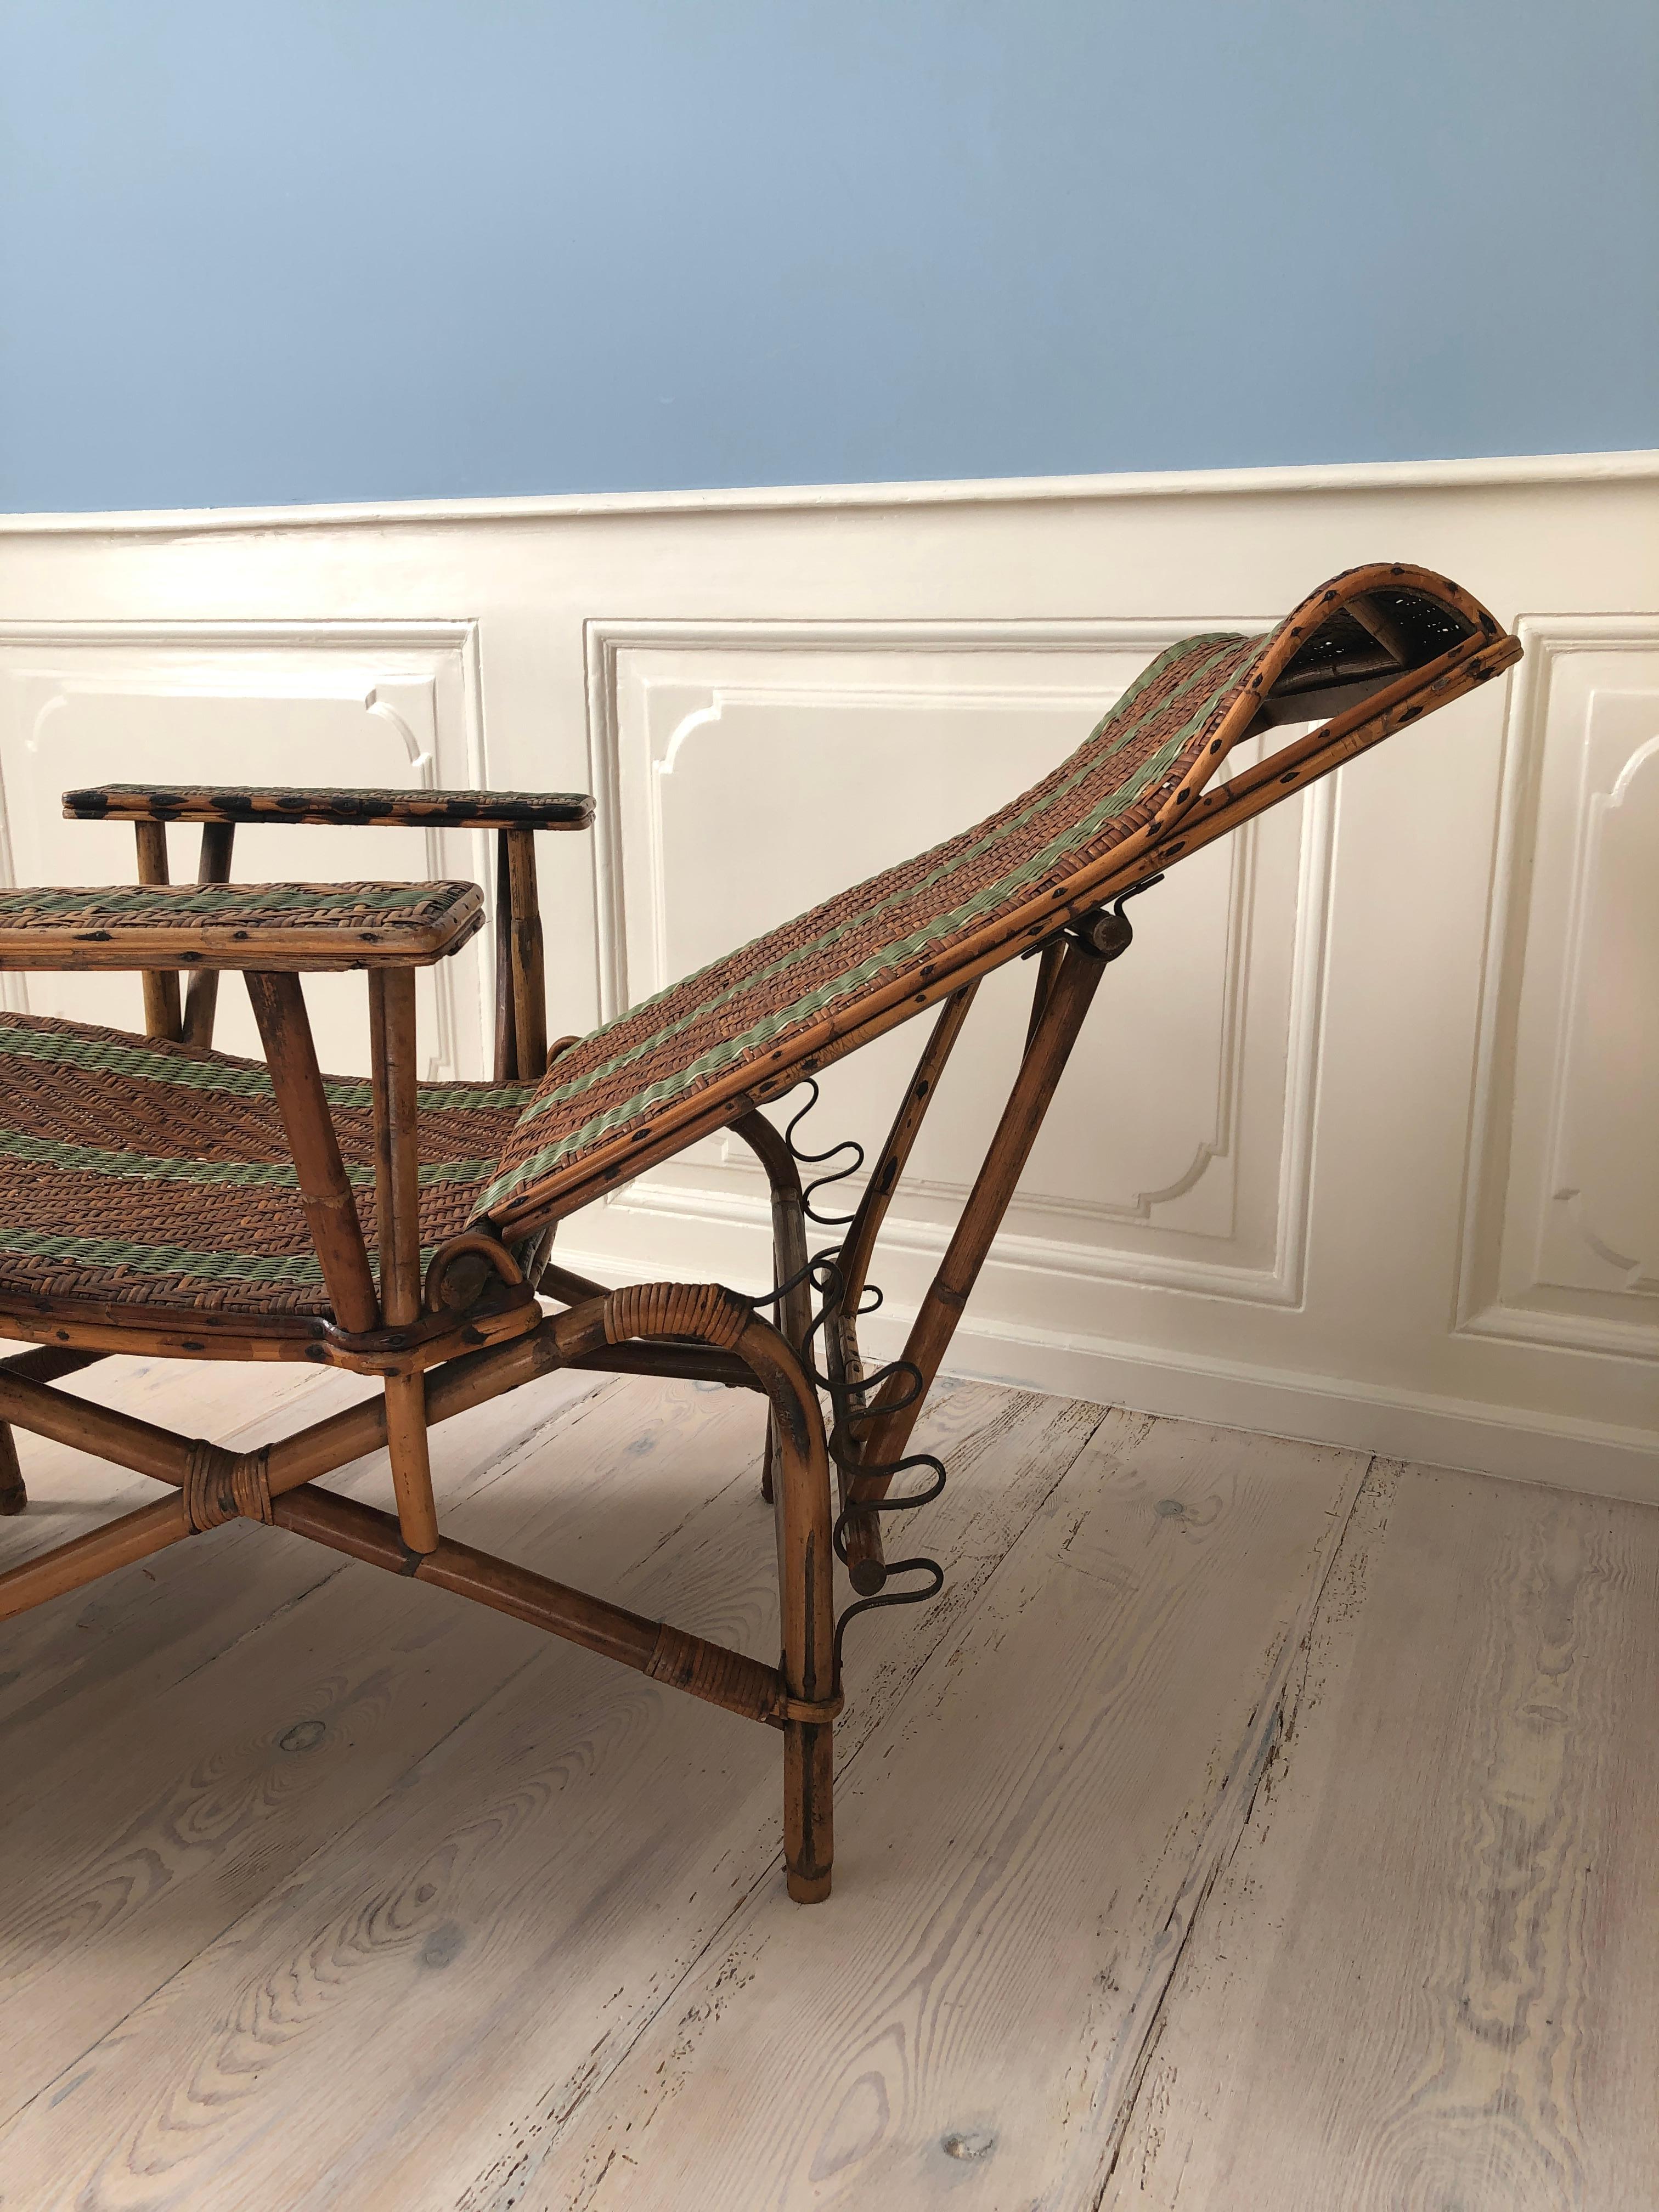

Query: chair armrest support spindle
179;821;237;1048
132;821;183;1043
245;971;381;1335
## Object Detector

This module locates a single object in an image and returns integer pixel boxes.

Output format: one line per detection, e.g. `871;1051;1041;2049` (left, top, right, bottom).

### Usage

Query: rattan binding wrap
646;1622;781;1724
184;1441;273;1531
601;1282;751;1351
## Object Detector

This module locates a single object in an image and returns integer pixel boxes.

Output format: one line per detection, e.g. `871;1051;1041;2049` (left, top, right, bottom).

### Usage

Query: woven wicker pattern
601;1282;752;1350
477;627;1270;1221
0;881;476;933
0;1013;533;1317
63;786;594;828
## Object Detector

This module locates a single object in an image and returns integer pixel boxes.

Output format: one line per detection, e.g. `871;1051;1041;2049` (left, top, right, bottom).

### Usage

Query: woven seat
0;560;1522;1916
478;567;1493;1227
0;1012;534;1322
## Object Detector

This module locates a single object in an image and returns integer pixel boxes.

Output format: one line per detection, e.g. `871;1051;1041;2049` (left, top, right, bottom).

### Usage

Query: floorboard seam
461;1397;1118;2212
0;1378;647;2140
160;1379;623;1690
1088;1451;1379;2209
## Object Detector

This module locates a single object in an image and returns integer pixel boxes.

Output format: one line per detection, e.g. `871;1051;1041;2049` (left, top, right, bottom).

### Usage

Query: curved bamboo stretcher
2;564;1520;1904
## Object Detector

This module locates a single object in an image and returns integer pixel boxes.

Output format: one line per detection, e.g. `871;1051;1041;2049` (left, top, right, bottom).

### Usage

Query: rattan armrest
0;880;484;970
62;785;594;831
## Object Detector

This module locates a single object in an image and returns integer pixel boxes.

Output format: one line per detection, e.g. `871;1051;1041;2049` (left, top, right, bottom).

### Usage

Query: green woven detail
0;1223;331;1289
0;882;453;922
476;636;1261;1212
0;1222;449;1293
417;1082;537;1112
0;1019;290;1099
0;1127;497;1192
0;1021;532;1114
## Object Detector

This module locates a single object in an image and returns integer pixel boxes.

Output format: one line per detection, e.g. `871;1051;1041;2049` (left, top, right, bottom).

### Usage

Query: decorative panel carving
0;623;487;1078
1458;619;1659;1358
585;620;1333;1305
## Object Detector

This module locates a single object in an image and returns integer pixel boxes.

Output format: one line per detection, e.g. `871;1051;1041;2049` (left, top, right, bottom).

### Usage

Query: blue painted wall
3;1;1655;511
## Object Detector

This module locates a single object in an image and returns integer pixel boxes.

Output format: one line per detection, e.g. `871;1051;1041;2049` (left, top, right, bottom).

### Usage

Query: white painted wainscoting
1;454;1654;1494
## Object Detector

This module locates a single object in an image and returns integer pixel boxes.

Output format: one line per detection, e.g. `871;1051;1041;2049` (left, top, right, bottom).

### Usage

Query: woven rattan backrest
478;563;1518;1235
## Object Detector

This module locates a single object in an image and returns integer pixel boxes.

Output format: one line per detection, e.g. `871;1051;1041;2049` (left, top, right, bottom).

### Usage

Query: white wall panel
1458;618;1659;1361
0;623;489;1077
589;622;1330;1307
1;453;1653;1493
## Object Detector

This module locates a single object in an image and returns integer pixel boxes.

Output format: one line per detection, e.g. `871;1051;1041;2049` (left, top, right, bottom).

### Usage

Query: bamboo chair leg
505;827;548;1079
842;936;1110;1590
836;984;979;1321
180;821;236;1048
823;985;980;1533
0;1347;117;1513
0;1496;190;1622
370;964;439;1554
783;1711;834;1905
729;1317;836;1904
246;970;381;1336
0;1424;25;1515
1024;938;1065;1052
549;1292;837;1902
383;1370;438;1556
493;826;518;1082
732;1110;812;1508
133;820;183;1042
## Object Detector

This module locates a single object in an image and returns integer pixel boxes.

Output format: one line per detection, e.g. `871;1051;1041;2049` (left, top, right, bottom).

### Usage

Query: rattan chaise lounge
0;564;1519;1902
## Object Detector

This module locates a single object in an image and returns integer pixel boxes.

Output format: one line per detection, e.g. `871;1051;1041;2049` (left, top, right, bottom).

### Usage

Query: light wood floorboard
1;1366;1655;2210
1100;1458;1659;2212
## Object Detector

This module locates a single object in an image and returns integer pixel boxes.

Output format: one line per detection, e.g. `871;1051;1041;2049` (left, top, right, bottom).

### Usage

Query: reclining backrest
477;563;1519;1236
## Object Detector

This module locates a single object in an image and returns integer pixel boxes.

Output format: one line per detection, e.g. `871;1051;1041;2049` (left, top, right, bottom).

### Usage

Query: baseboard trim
4;448;1655;537
552;1248;1659;1508
927;1318;1659;1505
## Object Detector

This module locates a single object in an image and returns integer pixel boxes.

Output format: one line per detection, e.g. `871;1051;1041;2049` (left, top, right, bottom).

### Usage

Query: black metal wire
739;1081;949;1676
782;1078;867;1226
741;882;1168;1680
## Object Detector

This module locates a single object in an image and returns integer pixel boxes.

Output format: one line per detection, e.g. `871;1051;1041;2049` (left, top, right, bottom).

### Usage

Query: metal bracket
1065;871;1164;961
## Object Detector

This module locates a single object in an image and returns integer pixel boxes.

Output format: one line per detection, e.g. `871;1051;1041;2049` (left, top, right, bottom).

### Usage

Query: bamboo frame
505;827;548;1080
0;1346;109;1514
64;783;584;1075
6;565;1522;1914
246;970;382;1336
0;1290;838;1900
180;820;236;1047
0;899;484;973
731;1109;813;1506
840;938;1108;1589
494;826;520;1080
487;616;1522;1238
133;819;183;1042
370;964;439;1551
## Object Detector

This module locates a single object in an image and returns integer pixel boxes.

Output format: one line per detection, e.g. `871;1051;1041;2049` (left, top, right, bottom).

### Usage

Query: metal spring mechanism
742;1081;947;1676
744;879;1163;1677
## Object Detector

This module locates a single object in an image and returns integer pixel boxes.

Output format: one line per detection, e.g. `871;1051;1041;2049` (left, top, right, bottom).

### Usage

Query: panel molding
1455;614;1659;1361
0;617;491;1078
584;616;1269;1022
584;616;1335;1307
8;447;1655;537
3;456;1654;1480
552;1227;1659;1503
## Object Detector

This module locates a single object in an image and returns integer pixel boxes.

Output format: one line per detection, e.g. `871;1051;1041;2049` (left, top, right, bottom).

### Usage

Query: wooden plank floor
1;1364;1654;2210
